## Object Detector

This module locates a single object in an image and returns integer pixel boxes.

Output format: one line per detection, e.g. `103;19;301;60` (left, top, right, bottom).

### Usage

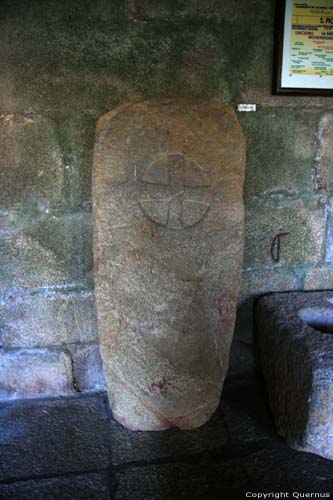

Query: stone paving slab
110;410;229;466
236;447;333;492
0;376;333;499
0;472;111;500
114;461;250;500
221;372;277;444
0;394;111;482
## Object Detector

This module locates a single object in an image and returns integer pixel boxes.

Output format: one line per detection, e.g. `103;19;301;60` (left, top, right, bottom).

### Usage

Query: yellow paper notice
290;0;333;76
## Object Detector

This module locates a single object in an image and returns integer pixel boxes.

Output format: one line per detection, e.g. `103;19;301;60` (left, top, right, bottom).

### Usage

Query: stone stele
93;100;246;431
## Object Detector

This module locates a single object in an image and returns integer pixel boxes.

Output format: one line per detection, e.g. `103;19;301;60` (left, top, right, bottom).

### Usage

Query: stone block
93;100;246;431
244;200;325;269
0;113;64;210
235;267;298;343
0;212;93;293
0;231;68;293
304;265;333;291
0;393;111;481
239;109;319;198
316;113;333;192
59;113;98;208
26;212;93;284
0;348;74;401
0;290;97;348
0;472;111;500
72;343;106;392
256;291;333;460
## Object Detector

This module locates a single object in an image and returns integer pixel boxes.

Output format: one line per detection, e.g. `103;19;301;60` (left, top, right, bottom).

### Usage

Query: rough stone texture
244;200;325;269
1;0;333;401
72;343;106;392
115;462;250;500
93;100;246;431
0;230;68;293
0;212;93;294
0;113;64;210
304;265;333;290
316;113;333;192
256;291;333;460
0;348;74;401
239;109;319;198
0;472;111;500
110;411;228;466
26;212;93;285
0;289;97;348
0;394;111;482
234;267;299;344
1;379;333;498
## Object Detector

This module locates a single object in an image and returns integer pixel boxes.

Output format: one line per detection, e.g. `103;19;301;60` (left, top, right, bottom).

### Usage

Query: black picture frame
273;0;333;96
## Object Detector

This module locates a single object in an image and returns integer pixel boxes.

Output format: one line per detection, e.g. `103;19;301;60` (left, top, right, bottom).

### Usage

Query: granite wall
0;0;332;399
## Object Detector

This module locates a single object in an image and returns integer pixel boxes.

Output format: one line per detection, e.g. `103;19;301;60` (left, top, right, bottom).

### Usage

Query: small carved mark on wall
270;232;290;263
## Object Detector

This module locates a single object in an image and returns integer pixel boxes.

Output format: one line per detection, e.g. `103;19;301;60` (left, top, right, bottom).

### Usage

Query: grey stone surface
0;211;93;294
239;109;319;198
0;394;111;482
0;231;68;293
256;291;333;460
110;410;228;466
72;343;106;392
221;372;277;444
304;265;333;290
26;212;93;284
0;113;64;210
0;472;111;500
316;113;333;192
93;100;246;431
235;267;298;344
115;461;250;500
237;447;333;491
244;200;325;269
0;348;74;401
0;289;97;348
1;381;333;498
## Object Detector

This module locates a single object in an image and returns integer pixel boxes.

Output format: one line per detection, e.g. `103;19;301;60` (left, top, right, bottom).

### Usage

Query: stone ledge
0;348;74;401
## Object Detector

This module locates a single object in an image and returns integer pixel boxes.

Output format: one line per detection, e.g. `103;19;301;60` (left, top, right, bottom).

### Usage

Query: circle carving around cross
139;153;212;229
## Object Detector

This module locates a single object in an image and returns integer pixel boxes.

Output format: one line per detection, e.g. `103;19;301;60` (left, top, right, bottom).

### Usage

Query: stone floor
1;369;333;500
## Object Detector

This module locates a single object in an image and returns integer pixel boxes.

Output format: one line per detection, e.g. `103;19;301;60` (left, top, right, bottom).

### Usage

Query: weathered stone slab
304;265;333;290
0;394;111;482
110;410;228;466
244;200;325;269
93;100;246;430
0;113;64;210
316;113;333;192
240;109;318;198
0;212;93;293
0;290;97;348
0;472;111;500
234;267;298;345
0;348;73;400
115;461;250;500
256;291;333;460
72;343;106;392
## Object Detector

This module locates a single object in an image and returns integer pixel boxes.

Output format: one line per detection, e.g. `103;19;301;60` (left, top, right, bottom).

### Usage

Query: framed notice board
274;0;333;95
